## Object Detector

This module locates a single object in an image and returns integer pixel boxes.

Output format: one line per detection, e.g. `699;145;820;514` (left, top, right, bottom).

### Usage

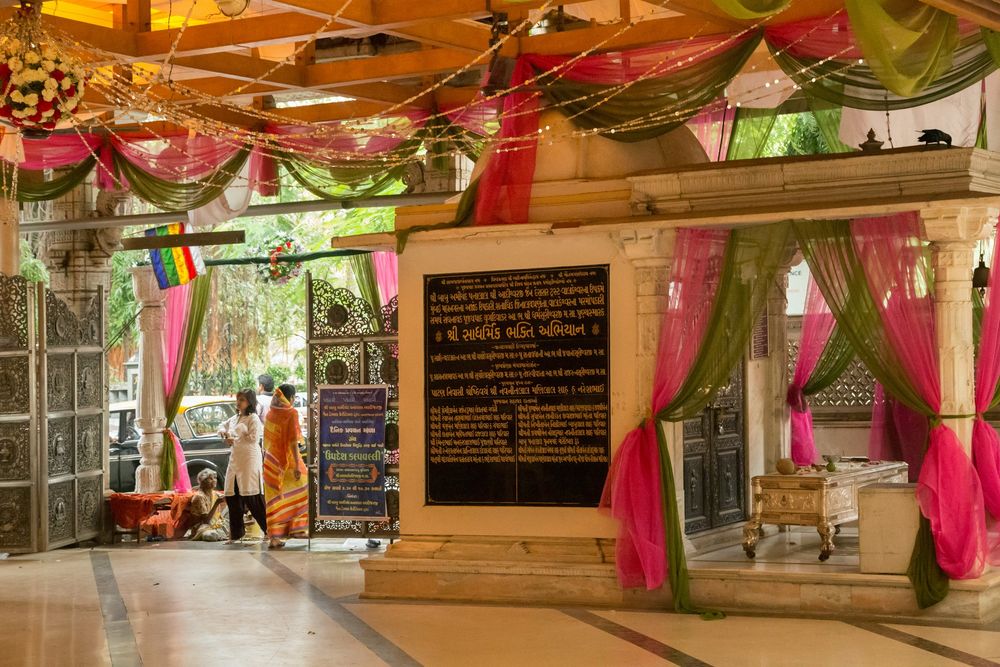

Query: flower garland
0;2;87;132
258;237;304;285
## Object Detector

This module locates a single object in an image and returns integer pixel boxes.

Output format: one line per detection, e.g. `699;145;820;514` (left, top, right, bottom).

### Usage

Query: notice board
425;265;610;506
317;385;388;520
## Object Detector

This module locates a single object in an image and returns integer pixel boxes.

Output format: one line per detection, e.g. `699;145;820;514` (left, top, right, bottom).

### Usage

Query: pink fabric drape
973;223;1000;563
869;382;929;481
266;113;428;155
853;211;985;579
688;103;735;162
20;133;103;170
372;251;398;304
601;228;728;588
443;101;497;136
111;134;243;181
475;33;757;226
162;282;193;494
788;276;835;465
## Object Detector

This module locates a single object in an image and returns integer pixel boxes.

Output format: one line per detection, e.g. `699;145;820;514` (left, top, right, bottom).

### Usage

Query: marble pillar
0;195;18;277
764;268;791;475
922;206;997;453
131;265;167;492
615;228;686;532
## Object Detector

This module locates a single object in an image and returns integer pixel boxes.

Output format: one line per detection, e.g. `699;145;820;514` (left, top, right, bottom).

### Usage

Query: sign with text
424;265;610;506
317;385;389;520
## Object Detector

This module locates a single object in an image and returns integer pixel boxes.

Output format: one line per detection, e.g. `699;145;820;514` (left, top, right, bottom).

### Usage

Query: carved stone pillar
922;206;997;453
0;196;18;277
615;228;688;533
764;268;792;476
131;265;167;492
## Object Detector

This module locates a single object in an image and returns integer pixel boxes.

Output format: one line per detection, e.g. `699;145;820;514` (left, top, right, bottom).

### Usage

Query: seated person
187;469;230;542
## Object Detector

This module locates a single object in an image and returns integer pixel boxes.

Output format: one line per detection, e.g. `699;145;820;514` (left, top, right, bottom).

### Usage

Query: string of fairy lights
0;0;894;200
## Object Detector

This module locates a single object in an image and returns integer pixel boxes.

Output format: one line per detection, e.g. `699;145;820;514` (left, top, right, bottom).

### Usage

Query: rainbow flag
146;223;206;289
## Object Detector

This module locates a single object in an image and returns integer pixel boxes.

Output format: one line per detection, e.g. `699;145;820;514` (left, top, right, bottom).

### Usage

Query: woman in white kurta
218;389;266;542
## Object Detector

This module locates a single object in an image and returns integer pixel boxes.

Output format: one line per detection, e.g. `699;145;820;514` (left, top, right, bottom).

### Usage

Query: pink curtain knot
786;385;808;413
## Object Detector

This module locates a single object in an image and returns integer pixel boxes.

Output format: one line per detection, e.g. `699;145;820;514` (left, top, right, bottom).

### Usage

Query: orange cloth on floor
109;493;169;529
141;492;195;539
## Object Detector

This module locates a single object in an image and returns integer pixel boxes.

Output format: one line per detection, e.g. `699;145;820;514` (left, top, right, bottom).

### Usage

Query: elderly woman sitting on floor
187;469;230;542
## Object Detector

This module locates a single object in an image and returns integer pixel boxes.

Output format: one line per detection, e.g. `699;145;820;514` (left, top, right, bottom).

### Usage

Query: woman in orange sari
262;384;309;548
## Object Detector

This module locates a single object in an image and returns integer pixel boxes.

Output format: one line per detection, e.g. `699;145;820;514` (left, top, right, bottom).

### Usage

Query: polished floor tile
1;541;995;666
890;624;1000;662
590;611;966;667
345;602;668;667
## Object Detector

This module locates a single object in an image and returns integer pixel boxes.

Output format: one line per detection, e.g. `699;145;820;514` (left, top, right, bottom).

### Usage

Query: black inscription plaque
425;265;610;506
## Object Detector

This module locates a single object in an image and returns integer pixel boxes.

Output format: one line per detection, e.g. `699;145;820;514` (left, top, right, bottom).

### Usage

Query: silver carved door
37;286;105;551
683;363;746;534
0;276;38;552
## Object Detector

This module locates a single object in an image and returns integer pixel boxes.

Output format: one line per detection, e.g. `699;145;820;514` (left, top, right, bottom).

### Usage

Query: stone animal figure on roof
918;129;952;147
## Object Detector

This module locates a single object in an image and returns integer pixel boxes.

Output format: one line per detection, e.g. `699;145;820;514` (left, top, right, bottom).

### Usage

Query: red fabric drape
788;276;834;465
601;228;728;588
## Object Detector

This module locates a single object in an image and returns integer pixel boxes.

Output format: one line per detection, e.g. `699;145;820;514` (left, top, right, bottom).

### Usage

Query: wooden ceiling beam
168;53;304;88
920;0;1000;32
334;82;430;106
518;15;735;54
135;13;358;58
384;21;492;55
305;48;478;87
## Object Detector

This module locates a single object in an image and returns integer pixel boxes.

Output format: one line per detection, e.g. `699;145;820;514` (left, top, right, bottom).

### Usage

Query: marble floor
3;537;999;667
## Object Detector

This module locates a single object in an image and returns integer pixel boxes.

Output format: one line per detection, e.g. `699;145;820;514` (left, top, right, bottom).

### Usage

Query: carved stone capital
614;228;675;265
130;265;166;307
921;206;997;243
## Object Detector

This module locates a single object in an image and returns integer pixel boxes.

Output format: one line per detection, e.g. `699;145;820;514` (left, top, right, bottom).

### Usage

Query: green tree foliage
18;239;49;284
107;197;395;396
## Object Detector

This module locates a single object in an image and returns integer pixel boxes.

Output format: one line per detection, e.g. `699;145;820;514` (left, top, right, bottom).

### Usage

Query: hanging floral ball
0;37;87;133
256;236;304;285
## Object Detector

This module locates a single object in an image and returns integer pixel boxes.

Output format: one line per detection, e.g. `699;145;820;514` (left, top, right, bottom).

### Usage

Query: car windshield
184;403;237;437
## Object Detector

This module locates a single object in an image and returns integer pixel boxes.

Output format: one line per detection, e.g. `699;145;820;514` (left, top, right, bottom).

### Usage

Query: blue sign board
317;385;388;520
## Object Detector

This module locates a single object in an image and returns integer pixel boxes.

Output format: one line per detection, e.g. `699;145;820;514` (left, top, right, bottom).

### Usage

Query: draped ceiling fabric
474;3;1000;226
2;113;486;213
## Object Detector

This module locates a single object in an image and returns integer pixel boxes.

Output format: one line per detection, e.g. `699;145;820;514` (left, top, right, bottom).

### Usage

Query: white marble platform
361;530;1000;623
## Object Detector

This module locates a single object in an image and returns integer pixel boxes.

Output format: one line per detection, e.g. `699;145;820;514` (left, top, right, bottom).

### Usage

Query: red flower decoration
50;69;64;81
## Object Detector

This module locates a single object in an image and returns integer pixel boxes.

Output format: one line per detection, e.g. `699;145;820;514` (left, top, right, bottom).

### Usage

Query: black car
109;397;237;492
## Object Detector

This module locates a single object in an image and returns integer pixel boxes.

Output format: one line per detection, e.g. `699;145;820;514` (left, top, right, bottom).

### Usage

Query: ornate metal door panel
37;287;105;551
683;364;746;534
306;275;399;539
0;276;37;553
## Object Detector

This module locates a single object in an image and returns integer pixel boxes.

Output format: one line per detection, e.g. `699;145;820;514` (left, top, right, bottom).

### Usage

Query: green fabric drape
725;107;779;160
539;34;761;143
651;223;791;617
711;0;788;19
160;269;214;490
276;152;411;202
801;326;855;396
792;219;930;415
12;156;97;202
845;0;959;98
983;29;1000;66
792;219;947;607
808;99;855;154
768;30;996;111
115;149;251;213
908;516;950;608
349;252;384;332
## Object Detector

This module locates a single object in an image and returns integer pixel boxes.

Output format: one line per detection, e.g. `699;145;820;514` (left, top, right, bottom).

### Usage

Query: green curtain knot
930;413;978;427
